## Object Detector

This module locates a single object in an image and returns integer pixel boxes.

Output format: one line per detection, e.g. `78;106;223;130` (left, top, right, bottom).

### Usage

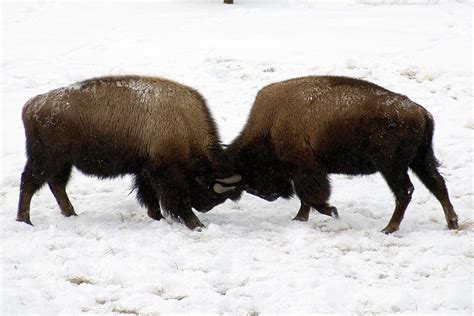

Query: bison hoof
62;210;78;217
16;216;33;226
381;225;399;234
147;208;164;221
329;207;339;219
184;217;205;231
293;215;309;222
447;219;459;230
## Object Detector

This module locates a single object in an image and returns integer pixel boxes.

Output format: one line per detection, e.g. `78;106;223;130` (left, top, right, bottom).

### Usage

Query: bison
227;76;458;233
17;75;241;230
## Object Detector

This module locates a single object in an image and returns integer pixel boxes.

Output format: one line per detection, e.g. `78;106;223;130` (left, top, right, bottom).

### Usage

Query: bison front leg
154;168;204;230
293;201;339;222
292;170;339;221
293;202;311;221
135;173;164;221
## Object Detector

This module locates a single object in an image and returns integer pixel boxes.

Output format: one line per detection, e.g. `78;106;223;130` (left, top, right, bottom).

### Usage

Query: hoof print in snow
111;307;139;315
263;67;276;73
67;276;94;286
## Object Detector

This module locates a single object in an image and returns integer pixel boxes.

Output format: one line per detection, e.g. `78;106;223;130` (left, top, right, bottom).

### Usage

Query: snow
1;1;473;314
67;82;84;91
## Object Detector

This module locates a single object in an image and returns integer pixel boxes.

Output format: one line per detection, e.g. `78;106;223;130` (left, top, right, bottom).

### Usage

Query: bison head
239;165;293;202
228;142;294;202
190;174;242;212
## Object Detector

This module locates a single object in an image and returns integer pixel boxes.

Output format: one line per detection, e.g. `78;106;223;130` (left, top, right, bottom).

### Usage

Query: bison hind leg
17;158;55;225
18;132;75;224
409;151;458;229
48;163;77;217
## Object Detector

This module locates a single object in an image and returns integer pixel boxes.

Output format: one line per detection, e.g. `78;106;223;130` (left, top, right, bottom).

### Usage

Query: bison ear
213;183;236;194
215;174;242;185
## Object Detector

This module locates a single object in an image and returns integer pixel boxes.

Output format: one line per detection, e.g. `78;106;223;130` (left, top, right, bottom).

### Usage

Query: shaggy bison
17;76;240;229
228;76;458;233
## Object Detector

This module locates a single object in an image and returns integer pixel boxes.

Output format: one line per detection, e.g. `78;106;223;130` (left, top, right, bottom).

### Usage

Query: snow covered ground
1;1;473;314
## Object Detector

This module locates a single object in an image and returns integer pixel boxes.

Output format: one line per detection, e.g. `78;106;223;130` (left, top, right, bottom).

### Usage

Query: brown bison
227;76;458;233
17;76;241;230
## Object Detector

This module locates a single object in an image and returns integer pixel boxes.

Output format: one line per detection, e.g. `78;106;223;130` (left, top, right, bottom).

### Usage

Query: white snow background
1;1;473;315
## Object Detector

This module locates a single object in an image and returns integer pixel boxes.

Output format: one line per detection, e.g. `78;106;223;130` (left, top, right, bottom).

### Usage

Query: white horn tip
213;183;236;194
216;174;242;184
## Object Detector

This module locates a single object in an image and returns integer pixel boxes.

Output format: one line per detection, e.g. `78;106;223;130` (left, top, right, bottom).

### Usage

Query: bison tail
409;109;440;173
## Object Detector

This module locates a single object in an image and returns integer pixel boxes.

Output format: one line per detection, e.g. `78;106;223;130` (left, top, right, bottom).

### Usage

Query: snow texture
1;1;473;315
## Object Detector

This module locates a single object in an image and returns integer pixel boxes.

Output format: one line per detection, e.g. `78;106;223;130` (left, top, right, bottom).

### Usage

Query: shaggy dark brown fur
17;75;240;230
228;76;458;233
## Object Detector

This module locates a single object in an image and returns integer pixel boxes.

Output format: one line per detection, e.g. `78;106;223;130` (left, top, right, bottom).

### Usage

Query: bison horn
215;174;242;184
213;183;236;194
